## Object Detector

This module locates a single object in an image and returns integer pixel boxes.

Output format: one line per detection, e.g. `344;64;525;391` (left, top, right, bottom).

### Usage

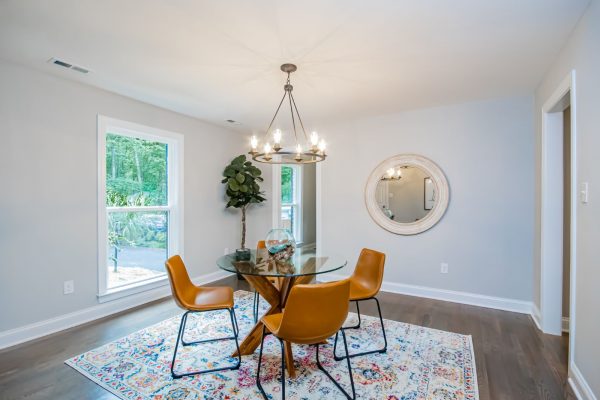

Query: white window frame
280;164;303;244
97;115;184;302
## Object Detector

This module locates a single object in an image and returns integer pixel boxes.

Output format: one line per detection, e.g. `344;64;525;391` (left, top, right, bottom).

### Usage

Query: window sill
98;276;169;303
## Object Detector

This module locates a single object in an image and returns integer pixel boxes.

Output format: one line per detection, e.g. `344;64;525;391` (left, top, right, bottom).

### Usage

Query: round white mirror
365;154;449;235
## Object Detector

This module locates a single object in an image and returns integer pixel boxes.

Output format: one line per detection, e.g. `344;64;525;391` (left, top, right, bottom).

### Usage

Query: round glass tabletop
217;248;347;277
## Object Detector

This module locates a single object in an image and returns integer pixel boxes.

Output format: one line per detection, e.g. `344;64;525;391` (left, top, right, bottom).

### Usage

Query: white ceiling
0;0;589;134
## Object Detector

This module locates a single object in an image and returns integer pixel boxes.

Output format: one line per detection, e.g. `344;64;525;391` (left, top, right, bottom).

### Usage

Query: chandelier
249;64;327;164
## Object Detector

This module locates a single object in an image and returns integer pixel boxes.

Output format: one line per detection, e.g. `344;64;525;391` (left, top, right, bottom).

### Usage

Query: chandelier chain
263;90;287;142
288;90;299;145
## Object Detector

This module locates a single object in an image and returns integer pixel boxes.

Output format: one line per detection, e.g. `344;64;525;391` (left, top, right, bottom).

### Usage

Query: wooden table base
233;274;313;378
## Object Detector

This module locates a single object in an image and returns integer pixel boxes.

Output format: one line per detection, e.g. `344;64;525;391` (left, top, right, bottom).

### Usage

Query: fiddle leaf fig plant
222;154;266;251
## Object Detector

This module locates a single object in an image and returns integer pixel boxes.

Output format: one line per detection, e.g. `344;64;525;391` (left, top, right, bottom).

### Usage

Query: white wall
0;60;271;332
320;95;535;301
534;0;600;397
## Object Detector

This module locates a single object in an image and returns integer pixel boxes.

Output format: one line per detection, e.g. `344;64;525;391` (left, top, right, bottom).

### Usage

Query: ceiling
0;0;589;135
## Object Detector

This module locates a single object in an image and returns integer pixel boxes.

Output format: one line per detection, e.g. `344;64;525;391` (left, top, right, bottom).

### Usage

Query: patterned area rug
66;290;478;399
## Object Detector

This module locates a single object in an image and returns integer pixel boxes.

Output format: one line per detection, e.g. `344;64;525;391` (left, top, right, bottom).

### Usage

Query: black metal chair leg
181;309;238;346
316;329;356;399
228;308;242;370
232;307;240;337
256;326;267;399
256;327;286;400
171;308;241;379
170;312;188;378
333;297;387;360
253;291;259;323
346;301;362;329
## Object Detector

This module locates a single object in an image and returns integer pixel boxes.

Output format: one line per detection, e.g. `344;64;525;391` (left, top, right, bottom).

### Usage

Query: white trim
97;115;185;298
569;362;597;400
97;275;169;303
271;164;282;229
539;70;577;354
316;162;322;251
320;273;533;314
0;270;233;350
531;303;542;331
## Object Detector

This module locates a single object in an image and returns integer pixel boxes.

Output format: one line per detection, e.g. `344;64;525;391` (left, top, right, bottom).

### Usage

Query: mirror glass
375;165;436;223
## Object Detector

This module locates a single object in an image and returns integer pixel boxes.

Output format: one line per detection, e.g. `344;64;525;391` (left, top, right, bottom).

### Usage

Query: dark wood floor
0;276;575;400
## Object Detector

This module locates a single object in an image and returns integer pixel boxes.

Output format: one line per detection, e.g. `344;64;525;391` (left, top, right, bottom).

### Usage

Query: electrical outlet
63;280;74;295
440;263;449;274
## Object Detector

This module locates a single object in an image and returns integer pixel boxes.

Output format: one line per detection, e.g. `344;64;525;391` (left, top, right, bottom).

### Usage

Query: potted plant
222;154;266;260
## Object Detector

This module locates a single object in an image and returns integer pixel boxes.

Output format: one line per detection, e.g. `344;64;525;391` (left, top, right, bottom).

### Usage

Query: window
280;165;302;243
98;116;183;301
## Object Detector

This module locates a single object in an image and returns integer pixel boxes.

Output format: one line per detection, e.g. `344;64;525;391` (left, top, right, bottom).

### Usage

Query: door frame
540;70;577;361
271;163;322;249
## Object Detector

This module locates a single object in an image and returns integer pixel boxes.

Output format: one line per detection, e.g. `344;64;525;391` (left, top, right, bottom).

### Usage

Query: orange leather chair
333;248;387;360
256;280;356;399
165;255;241;379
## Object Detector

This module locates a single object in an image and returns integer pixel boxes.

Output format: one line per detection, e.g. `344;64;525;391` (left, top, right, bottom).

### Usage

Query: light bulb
310;131;319;146
273;129;282;144
264;142;272;154
250;135;258;150
296;144;302;154
318;139;326;153
395;168;402;178
386;168;395;178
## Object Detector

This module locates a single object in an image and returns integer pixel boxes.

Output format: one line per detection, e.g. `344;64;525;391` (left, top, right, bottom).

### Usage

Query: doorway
272;163;317;252
540;71;576;368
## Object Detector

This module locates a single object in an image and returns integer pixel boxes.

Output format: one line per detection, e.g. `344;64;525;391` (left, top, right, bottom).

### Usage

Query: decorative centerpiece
265;229;296;261
222;155;266;261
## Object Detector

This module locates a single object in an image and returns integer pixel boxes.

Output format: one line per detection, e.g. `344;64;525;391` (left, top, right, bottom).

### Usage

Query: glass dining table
217;248;347;378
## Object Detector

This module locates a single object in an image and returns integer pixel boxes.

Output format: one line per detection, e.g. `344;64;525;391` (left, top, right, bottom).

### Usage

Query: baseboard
321;273;533;314
0;270;233;350
528;304;569;334
569;362;597;400
531;303;542;330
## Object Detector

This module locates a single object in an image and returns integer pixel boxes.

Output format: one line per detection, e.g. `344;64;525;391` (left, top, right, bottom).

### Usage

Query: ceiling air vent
226;119;242;125
48;58;90;74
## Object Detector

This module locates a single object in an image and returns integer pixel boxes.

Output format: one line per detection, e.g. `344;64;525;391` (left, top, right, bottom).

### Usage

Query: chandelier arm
288;91;299;145
263;91;288;141
289;92;309;142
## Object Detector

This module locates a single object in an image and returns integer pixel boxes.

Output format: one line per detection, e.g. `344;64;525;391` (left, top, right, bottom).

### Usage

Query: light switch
580;182;589;204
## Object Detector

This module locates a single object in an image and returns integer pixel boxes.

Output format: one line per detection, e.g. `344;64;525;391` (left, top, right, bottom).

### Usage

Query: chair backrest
165;255;194;310
351;248;386;298
277;280;350;344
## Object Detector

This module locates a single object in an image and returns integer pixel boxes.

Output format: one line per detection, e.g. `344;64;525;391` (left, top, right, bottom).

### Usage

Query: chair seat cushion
182;286;234;311
349;278;377;301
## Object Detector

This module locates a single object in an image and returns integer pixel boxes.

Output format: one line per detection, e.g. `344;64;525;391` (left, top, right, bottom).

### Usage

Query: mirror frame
365;154;449;235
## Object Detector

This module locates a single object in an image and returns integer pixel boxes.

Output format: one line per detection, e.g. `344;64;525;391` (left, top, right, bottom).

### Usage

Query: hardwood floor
0;276;575;400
